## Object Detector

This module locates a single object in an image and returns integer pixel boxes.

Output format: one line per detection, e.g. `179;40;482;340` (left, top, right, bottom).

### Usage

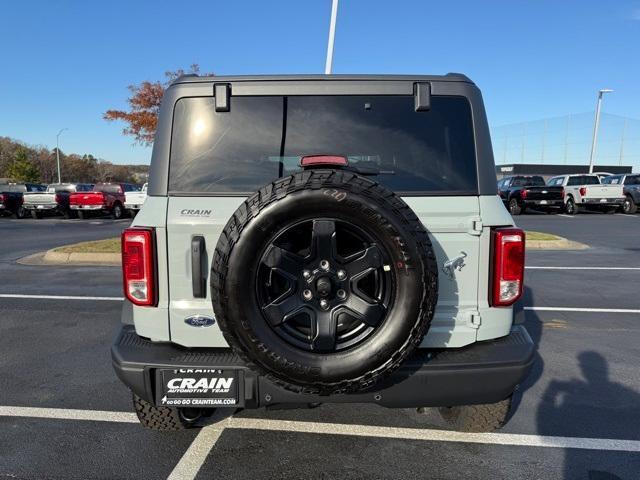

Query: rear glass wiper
346;164;395;176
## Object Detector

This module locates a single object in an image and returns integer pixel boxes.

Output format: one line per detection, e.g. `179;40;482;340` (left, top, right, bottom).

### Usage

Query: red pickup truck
69;183;136;219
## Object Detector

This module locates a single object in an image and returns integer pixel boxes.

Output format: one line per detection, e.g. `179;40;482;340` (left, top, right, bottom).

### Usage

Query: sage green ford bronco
112;74;533;432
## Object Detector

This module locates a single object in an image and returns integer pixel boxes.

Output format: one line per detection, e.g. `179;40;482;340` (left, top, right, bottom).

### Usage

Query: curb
44;250;121;266
526;239;588;250
19;235;586;266
18;250;121;266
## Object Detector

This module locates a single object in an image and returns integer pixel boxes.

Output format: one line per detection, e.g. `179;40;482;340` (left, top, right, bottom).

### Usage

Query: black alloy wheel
256;218;393;353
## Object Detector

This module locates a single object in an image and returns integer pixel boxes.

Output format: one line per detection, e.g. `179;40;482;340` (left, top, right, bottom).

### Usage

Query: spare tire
211;169;438;394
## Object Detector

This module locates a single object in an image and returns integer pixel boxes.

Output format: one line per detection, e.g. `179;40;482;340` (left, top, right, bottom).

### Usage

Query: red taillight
55;193;62;204
561;187;565;199
579;187;587;197
490;228;525;307
122;227;156;307
521;189;528;199
0;194;5;202
300;155;348;167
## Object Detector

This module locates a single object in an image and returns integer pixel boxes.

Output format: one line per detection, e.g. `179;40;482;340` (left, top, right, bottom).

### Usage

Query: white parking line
228;417;640;452
2;405;640;454
524;306;640;314
0;406;137;423
556;214;574;218
167;423;228;480
0;293;123;301
2;294;635;314
526;266;640;271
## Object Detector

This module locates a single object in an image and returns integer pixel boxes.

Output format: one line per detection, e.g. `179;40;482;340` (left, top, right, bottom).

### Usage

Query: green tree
7;148;39;182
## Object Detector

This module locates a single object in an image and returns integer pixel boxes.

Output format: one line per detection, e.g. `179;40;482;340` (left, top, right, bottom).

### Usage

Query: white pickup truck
124;183;147;217
546;174;625;215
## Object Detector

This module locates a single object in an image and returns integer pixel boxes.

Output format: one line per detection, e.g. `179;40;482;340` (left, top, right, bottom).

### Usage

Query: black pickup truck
498;175;564;215
0;183;47;218
602;173;640;214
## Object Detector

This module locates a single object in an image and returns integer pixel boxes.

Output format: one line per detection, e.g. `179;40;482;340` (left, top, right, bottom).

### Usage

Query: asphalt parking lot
1;212;639;479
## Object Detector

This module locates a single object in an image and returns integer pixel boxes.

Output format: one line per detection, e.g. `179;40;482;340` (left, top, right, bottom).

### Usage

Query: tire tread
211;169;438;395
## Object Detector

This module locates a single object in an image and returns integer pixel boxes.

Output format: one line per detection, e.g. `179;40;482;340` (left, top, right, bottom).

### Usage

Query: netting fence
491;112;640;171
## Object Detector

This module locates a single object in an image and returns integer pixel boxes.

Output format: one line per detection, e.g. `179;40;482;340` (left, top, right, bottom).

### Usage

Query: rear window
95;184;122;193
0;184;45;192
567;175;600;186
625;175;640;185
169;95;478;195
511;176;545;187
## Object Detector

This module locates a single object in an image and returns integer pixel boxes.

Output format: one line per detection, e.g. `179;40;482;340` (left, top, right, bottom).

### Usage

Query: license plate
539;200;548;205
600;198;607;203
159;368;238;407
37;205;44;209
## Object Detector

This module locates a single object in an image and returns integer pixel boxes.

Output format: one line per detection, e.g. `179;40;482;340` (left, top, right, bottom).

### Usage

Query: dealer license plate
600;198;607;203
539;200;548;205
158;368;238;407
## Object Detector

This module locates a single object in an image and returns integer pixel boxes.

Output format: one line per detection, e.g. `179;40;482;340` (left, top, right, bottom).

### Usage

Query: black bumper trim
112;325;535;409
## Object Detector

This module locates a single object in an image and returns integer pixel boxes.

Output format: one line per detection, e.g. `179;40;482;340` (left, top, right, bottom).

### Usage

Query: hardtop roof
171;73;474;86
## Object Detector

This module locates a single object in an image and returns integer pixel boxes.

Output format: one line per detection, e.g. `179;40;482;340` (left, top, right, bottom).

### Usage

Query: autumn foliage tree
104;64;210;145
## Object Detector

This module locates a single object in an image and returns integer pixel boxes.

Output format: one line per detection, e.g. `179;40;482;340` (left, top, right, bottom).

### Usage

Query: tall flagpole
325;0;339;74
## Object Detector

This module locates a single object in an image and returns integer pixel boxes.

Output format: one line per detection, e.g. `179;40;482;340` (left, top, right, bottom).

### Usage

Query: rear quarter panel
160;194;516;349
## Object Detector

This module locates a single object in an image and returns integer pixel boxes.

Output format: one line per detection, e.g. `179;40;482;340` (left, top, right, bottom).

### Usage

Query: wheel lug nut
320;260;330;271
303;289;313;301
337;270;347;280
303;270;311;279
337;289;346;300
319;299;329;310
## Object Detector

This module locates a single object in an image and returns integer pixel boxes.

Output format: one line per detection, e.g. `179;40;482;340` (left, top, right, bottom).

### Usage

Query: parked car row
0;182;147;219
498;173;639;215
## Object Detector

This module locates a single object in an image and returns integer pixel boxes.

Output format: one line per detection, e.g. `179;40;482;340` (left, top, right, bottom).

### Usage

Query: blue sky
1;0;639;166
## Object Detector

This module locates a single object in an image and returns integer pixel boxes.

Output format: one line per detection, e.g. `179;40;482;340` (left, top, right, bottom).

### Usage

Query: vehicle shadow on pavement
536;350;640;480
516;287;640;479
522;280;640;479
510;286;544;420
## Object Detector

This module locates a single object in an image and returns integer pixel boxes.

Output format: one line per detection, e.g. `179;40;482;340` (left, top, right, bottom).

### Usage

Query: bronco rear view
111;74;534;432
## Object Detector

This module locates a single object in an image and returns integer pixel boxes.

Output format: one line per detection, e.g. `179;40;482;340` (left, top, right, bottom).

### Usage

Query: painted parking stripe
167;423;228;480
0;293;123;301
526;266;640;271
2;406;640;454
1;294;635;314
0;406;137;423
524;306;640;314
556;214;574;218
229;417;640;453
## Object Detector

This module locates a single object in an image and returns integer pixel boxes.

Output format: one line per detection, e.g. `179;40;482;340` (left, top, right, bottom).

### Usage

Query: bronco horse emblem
442;251;467;279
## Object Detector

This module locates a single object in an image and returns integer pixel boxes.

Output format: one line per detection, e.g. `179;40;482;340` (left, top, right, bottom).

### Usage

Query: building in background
492;112;640;174
495;163;632;181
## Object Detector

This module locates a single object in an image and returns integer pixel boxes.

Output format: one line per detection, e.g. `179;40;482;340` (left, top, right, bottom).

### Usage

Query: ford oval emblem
184;315;216;327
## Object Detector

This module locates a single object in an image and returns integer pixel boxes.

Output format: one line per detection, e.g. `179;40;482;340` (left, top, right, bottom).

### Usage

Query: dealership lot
1;214;639;479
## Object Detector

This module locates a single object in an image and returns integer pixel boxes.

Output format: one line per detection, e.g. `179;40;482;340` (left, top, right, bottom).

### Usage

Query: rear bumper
124;203;142;210
523;199;563;208
23;204;59;210
112;325;535;409
70;205;104;210
581;197;626;205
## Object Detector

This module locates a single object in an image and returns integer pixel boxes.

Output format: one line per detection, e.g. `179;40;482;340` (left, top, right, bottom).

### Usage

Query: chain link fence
491;112;640;171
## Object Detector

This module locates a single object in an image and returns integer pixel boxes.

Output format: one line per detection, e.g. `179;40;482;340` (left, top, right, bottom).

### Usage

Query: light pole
56;128;68;184
324;0;339;74
588;89;613;173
